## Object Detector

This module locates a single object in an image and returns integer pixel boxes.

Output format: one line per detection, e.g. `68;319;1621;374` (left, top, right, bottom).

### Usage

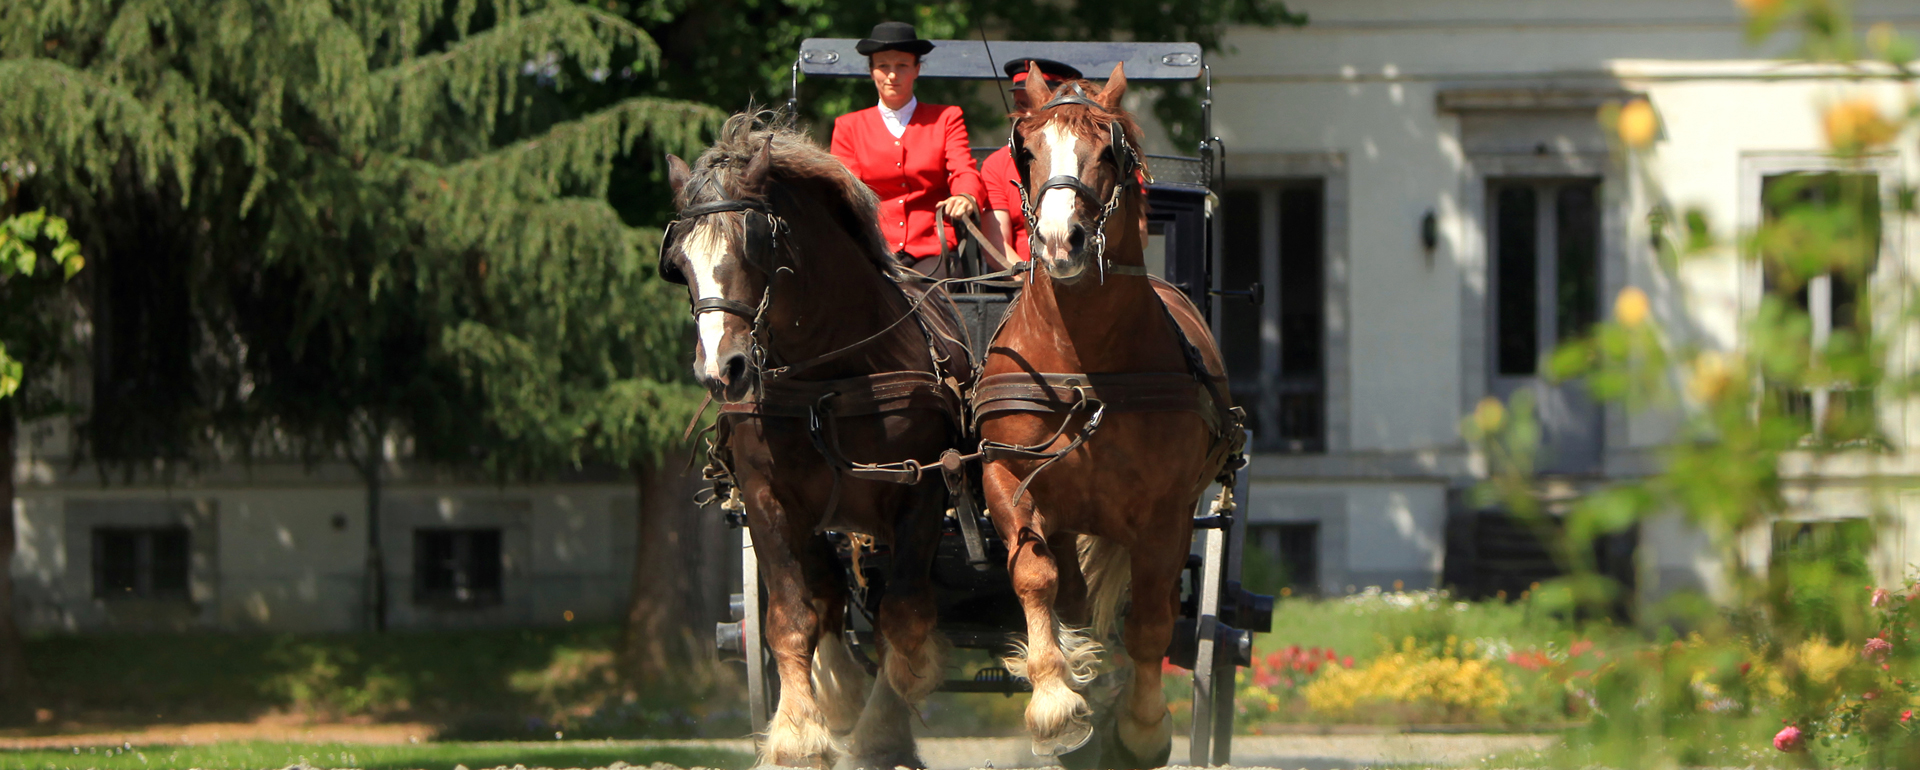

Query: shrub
1301;636;1509;722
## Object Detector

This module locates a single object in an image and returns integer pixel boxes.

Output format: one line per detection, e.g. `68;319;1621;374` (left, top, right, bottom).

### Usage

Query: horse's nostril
1067;225;1087;254
722;354;748;385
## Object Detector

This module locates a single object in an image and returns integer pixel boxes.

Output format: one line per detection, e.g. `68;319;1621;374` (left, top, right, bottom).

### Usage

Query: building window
414;529;503;607
1221;180;1326;452
1246;522;1319;595
1760;172;1879;442
1771;519;1873;615
92;527;190;600
1491;179;1601;376
1487;177;1605;474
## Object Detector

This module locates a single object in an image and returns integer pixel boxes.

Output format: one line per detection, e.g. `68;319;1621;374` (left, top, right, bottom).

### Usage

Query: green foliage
1461;5;1920;767
22;623;744;737
0;181;86;410
0;0;719;473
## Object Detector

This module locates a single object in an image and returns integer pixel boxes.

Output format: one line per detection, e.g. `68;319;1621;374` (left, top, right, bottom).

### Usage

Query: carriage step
939;667;1032;694
1192;513;1233;529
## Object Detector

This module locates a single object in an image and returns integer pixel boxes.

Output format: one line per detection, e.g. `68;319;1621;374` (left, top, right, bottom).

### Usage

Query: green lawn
0;741;751;770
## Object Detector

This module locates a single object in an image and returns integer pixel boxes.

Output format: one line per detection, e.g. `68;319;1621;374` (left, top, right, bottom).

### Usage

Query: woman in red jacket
830;22;983;276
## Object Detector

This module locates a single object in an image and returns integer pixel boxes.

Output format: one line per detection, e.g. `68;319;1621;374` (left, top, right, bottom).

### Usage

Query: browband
677;198;771;219
1039;93;1105;112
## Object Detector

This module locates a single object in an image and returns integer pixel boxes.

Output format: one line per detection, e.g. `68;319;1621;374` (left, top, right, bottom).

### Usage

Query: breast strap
718;370;962;422
718;369;964;492
970;371;1225;435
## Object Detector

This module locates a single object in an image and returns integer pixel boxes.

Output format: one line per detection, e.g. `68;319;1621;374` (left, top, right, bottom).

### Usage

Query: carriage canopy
796;39;1205;81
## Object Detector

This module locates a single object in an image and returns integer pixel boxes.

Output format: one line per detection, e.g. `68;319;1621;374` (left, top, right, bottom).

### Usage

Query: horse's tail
1077;534;1130;641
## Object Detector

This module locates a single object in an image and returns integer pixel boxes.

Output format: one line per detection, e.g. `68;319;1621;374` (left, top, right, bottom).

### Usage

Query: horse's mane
680;111;899;278
1019;80;1151;179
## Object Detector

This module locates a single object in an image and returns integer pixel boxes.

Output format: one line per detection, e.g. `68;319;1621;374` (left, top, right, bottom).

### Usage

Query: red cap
1010;70;1067;87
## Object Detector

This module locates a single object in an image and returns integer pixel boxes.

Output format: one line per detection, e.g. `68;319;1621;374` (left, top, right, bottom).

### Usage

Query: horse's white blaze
683;221;732;380
1035;123;1080;254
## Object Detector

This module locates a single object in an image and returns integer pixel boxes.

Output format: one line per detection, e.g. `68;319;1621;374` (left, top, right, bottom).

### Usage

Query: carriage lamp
1420;209;1438;261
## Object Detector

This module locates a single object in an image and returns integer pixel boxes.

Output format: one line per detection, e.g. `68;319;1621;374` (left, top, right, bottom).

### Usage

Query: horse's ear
667;154;692;199
742;137;774;194
1024;62;1054;109
1098;62;1127;111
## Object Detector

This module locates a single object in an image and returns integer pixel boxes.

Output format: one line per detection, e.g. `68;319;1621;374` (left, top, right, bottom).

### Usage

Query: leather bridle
658;194;790;379
1009;86;1149;280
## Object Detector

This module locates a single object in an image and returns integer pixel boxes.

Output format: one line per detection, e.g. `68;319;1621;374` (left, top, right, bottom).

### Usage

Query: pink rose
1873;588;1892;608
1865;637;1894;662
1774;725;1805;753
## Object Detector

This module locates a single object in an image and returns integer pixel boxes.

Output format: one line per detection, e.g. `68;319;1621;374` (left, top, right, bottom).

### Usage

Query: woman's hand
937;194;977;220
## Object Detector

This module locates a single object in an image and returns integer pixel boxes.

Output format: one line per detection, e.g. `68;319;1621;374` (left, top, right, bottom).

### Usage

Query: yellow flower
1789;638;1854;685
1614;286;1650;328
1824;98;1899;151
1473;397;1506;434
1616;99;1658;149
1687;351;1733;404
1302;641;1511;719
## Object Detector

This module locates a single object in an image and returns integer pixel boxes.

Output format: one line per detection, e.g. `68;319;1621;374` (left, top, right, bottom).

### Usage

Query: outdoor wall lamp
1420;209;1438;264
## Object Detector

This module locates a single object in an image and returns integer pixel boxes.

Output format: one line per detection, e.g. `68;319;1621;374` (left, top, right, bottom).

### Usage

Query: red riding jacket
830;102;984;260
979;145;1030;262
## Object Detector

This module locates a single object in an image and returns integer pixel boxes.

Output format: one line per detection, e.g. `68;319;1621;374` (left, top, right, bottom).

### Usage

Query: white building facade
1192;0;1920;600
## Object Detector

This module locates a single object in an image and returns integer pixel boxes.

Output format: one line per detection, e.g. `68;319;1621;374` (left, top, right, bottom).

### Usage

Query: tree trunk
0;398;27;716
621;457;730;687
363;427;387;632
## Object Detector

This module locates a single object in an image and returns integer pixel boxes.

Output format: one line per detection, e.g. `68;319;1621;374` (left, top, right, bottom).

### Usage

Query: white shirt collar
878;97;918;139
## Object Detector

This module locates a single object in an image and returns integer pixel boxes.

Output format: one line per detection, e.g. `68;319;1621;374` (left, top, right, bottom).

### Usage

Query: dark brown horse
976;65;1242;767
660;114;971;769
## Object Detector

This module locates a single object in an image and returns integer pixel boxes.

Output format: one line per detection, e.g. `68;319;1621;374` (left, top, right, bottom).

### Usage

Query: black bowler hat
855;21;935;57
1004;57;1082;85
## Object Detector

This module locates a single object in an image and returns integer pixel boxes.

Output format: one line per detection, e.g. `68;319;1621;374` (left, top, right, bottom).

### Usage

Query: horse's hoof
1030;716;1096;758
1056;714;1109;770
1103;710;1173;769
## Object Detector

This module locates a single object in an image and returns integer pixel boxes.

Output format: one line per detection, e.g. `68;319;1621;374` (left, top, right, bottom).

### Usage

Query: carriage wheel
740;527;775;733
1188;448;1252;766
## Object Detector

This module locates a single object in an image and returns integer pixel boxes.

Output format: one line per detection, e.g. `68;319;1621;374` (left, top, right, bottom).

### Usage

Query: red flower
1903;710;1913;723
1342;656;1354;668
1774;725;1805;753
1570;640;1594;658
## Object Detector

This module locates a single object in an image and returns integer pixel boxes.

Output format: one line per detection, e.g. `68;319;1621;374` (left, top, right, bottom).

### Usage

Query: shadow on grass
0;741;753;770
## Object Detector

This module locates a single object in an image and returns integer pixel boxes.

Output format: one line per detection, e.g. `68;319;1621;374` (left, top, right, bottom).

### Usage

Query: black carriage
713;39;1270;766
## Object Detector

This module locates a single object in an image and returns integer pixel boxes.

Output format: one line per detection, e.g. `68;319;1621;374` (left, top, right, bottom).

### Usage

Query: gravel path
545;734;1557;770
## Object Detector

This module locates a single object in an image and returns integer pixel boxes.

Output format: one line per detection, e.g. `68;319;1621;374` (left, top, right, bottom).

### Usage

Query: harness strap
763;261;1031;380
679;198;772;217
691;296;759;319
971;371;1226;434
718;370;963;422
719;371;961;482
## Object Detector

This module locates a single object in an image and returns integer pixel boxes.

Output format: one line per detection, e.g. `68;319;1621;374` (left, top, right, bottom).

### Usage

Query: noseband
1009;87;1148;279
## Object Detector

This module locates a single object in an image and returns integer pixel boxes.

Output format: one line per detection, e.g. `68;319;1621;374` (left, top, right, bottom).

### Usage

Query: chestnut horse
660;114;970;769
976;65;1242;767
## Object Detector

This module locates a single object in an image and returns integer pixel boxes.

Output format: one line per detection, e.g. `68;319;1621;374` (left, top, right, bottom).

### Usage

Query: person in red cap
977;58;1082;267
829;21;984;276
